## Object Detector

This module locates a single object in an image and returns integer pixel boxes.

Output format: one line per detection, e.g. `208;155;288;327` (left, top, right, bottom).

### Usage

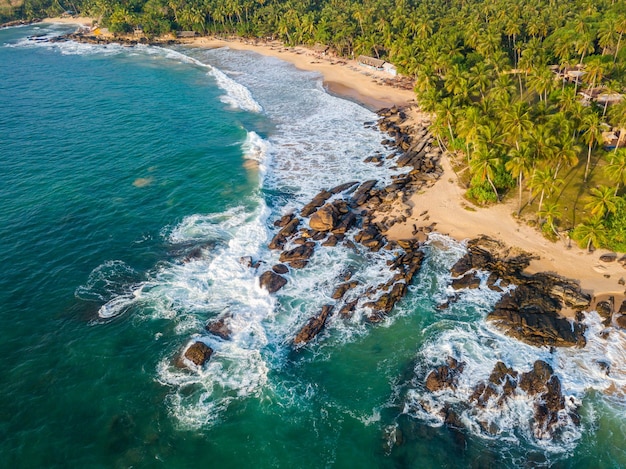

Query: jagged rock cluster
174;106;443;367
448;236;591;347
423;357;577;440
255;106;442;346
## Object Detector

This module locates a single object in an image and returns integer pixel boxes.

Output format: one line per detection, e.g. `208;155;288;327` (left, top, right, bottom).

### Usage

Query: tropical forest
3;0;626;251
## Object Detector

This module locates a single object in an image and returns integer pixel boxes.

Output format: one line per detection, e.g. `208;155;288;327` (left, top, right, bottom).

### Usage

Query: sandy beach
44;17;626;312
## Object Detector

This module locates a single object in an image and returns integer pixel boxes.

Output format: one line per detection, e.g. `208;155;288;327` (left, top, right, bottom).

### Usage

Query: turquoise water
2;24;626;468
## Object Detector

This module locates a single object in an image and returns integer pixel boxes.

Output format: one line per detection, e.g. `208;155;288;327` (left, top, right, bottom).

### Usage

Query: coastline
43;17;625;315
384;106;626;316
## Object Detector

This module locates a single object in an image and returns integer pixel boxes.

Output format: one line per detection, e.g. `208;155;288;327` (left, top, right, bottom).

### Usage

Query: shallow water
2;23;626;468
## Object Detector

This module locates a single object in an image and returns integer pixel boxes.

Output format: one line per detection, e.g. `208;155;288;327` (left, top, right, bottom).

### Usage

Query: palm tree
435;97;457;142
538;201;562;237
551;135;580;179
456;106;483;162
572;216;606;251
506;144;533;215
580;112;603;182
530;168;562;216
585;185;619;218
470;147;501;201
526;66;555;103
605;149;626;195
500;101;532;151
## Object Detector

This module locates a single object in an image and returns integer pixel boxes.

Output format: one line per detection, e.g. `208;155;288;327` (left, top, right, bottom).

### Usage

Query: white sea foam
148;47;263;112
399;236;626;457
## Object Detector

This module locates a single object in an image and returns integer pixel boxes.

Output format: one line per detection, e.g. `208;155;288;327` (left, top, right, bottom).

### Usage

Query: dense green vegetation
4;0;626;251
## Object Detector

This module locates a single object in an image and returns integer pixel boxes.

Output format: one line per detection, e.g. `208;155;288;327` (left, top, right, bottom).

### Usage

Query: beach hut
176;31;198;38
383;62;397;76
358;55;385;71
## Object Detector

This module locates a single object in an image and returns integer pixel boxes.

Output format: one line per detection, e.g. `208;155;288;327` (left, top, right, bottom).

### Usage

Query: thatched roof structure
357;55;385;69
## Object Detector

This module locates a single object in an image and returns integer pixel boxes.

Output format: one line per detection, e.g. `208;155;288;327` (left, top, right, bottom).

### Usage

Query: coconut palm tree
506;143;534;215
530;168;562;216
572;216;606;251
470;147;502;201
500;101;532;151
551;136;580;179
605;149;626;195
585;185;619;218
580;111;603;182
538;201;562;237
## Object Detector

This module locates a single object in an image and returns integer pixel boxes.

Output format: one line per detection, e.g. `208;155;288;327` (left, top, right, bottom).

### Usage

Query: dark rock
259;270;288;293
600;253;617;262
274;213;295;228
183;341;213;367
488;361;518;386
332;211;356;235
425;357;465;392
444;407;465;430
294;305;333;346
332;281;359;300
519;360;554;395
488;282;587;348
596;300;613;321
339;300;358;317
451;272;481;290
350;180;378;206
272;264;289;274
269;217;301;250
616;315;626;329
329;181;359;195
279;242;316;267
301;190;332;217
322;234;338;247
206;314;232;340
364;282;407;318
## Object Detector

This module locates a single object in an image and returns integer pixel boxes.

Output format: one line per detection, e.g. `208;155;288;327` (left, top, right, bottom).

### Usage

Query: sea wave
395;235;626;459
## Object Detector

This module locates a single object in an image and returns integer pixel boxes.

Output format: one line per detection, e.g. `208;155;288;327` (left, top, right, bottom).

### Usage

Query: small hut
357;55;385;71
176;31;198;38
383;62;397;76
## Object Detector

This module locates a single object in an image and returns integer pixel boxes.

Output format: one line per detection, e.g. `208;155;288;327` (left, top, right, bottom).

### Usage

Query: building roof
357;55;385;68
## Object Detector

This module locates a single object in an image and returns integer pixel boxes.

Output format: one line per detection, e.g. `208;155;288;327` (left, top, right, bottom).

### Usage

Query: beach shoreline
43;16;626;314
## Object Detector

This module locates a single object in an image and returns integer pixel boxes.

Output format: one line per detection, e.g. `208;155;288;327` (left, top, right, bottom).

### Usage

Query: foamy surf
394;235;626;459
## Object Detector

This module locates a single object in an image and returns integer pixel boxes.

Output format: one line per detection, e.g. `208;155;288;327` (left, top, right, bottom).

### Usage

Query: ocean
1;23;626;468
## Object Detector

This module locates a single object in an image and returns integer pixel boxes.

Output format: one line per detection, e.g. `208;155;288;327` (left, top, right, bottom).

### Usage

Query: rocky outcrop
448;236;590;348
259;270;288;293
293;305;334;345
182;341;213;367
489;279;588;347
279;242;316;268
206;314;232;340
269;215;300;250
425;357;465;392
309;204;337;232
332;281;359;300
423;359;577;440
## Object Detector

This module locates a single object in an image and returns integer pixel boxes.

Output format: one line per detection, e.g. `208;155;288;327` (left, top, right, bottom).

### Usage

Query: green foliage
467;179;498;204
